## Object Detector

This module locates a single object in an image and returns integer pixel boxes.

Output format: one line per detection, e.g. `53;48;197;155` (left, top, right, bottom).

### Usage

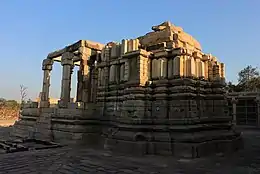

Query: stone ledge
104;134;243;158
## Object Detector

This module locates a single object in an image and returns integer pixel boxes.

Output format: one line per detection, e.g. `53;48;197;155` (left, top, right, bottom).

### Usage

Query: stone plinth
103;78;242;158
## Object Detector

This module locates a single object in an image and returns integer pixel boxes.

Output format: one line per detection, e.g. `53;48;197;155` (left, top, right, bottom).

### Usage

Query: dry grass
0;106;19;120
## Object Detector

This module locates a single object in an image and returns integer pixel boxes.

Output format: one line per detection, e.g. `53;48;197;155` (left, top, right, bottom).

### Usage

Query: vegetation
226;65;260;92
0;98;20;120
0;84;30;120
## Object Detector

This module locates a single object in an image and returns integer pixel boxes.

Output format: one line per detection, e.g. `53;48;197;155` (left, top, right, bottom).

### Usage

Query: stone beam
52;56;62;62
85;40;104;51
47;40;104;60
52;55;80;66
47;40;84;59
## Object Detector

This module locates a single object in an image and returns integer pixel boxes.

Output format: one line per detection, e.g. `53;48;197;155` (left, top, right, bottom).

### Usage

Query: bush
0;98;20;120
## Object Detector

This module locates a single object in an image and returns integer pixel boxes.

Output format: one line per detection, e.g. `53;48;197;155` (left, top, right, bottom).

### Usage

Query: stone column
255;96;260;127
109;65;116;83
231;97;238;125
167;59;173;78
76;68;83;102
39;58;53;108
59;52;74;108
120;64;125;82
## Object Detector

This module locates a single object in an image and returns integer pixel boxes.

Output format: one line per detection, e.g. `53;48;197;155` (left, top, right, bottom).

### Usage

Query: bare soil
0;119;17;127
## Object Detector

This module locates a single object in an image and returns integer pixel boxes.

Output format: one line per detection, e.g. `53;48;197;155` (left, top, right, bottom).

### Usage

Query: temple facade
11;21;242;158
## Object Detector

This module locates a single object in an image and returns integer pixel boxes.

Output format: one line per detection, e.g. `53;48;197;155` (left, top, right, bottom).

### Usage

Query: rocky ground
0;127;259;173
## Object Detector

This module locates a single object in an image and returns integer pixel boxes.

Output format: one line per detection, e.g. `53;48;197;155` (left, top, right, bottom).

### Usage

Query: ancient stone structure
227;92;260;127
11;21;242;158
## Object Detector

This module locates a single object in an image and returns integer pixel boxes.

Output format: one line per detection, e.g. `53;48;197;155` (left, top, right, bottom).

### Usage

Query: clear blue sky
0;0;259;101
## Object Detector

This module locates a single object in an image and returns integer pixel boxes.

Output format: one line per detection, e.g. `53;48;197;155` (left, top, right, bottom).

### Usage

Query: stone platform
105;127;242;158
0;127;258;174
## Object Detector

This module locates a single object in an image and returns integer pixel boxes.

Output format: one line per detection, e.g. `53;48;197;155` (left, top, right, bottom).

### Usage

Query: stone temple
11;21;242;158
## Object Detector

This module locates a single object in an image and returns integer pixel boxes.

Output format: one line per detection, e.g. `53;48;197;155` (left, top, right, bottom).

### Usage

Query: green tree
238;65;260;91
225;81;244;92
5;100;19;108
0;98;6;107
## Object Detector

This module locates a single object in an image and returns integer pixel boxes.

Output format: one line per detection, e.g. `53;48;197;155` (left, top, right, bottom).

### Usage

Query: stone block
139;28;172;47
173;143;196;158
21;108;39;116
67;102;77;109
39;101;50;108
152;100;168;119
153;142;172;155
121;39;128;55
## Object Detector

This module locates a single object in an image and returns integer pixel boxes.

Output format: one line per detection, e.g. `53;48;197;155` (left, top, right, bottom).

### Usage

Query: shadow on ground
0;127;259;173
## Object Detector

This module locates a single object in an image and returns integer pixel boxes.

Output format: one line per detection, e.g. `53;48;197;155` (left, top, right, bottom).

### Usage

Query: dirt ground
0;119;17;127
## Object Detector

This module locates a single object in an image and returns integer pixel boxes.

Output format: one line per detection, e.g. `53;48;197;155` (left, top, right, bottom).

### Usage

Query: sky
0;0;260;101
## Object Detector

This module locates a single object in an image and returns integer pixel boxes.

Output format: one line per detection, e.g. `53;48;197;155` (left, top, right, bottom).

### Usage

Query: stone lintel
85;40;104;51
202;54;218;62
96;62;108;68
228;92;260;97
109;59;120;65
152;49;168;58
73;56;81;62
47;40;104;59
119;58;127;64
122;49;151;59
192;51;203;59
171;47;193;56
47;40;84;59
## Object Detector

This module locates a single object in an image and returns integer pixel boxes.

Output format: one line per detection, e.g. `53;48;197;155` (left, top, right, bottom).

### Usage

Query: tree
238;65;260;91
20;85;28;104
0;98;6;107
5;100;19;108
225;81;244;92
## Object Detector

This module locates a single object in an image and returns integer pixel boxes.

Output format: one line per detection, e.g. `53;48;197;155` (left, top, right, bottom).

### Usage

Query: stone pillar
59;52;74;108
120;64;125;81
159;58;167;78
109;65;116;83
121;39;128;55
173;56;184;77
39;58;53;108
139;55;149;86
231;97;238;125
151;59;157;79
255;96;260;127
76;68;83;102
79;47;92;105
203;60;209;80
208;61;214;81
168;59;173;78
